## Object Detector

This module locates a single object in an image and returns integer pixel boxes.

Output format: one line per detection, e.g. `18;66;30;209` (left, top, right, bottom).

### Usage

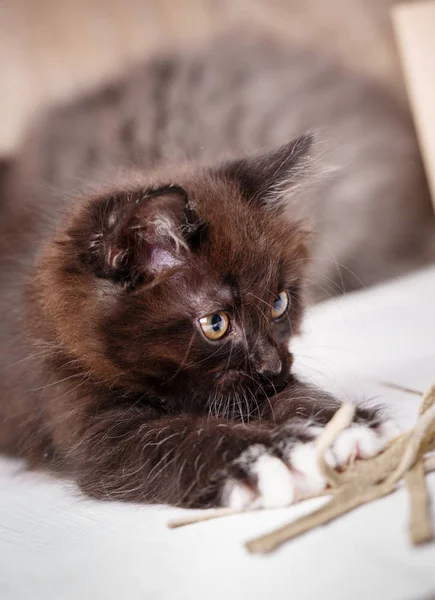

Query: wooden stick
316;403;355;488
167;507;243;528
377;381;423;396
424;453;435;473
384;402;435;486
405;460;433;545
411;383;435;549
245;481;395;554
167;489;330;529
420;384;435;415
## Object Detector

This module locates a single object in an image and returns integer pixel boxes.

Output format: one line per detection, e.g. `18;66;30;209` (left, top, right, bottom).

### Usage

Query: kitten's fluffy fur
0;32;428;507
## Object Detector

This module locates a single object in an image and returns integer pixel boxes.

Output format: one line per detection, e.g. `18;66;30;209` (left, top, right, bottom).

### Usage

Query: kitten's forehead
177;228;302;318
192;179;305;288
190;172;305;243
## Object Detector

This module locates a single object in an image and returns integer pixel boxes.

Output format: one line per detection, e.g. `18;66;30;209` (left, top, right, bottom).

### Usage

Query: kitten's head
31;135;312;418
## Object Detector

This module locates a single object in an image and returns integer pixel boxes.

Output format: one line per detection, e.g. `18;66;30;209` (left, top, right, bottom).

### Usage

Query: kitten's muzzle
258;350;293;389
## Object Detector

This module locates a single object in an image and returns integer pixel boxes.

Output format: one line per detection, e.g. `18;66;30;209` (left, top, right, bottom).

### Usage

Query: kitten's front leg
223;378;398;510
69;383;397;510
70;406;278;508
71;406;316;509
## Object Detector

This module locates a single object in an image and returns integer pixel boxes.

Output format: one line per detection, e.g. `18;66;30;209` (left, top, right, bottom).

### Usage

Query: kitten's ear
75;186;204;285
221;133;313;212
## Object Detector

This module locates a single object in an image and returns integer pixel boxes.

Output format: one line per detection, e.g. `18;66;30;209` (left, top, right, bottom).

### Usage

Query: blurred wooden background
0;0;408;157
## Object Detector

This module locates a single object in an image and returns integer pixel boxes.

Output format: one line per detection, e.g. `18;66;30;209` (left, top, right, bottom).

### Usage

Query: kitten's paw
221;419;399;510
286;419;399;496
331;420;399;466
287;419;398;486
222;444;296;509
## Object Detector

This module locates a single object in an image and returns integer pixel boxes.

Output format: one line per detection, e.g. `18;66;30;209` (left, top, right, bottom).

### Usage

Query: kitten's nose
252;345;282;376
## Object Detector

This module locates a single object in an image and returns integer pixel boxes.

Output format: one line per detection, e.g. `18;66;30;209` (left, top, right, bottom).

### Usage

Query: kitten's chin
215;368;290;397
215;369;247;391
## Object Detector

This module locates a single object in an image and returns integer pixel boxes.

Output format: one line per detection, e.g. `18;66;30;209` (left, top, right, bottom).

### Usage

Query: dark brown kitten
0;134;395;508
0;33;413;508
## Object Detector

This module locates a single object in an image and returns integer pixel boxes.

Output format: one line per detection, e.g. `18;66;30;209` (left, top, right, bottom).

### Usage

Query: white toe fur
333;424;380;463
250;453;295;508
223;480;257;510
378;420;401;443
289;441;327;496
224;444;295;509
332;419;399;466
286;430;341;498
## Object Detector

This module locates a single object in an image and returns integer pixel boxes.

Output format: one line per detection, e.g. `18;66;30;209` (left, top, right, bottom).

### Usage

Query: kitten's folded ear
220;133;314;213
72;185;204;285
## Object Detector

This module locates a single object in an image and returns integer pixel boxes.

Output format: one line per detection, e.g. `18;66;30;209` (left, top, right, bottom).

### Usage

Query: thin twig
168;508;244;528
167;489;329;529
316;403;355;488
377;381;423;397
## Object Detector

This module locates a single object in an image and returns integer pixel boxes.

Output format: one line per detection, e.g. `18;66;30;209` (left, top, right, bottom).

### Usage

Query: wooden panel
393;1;435;208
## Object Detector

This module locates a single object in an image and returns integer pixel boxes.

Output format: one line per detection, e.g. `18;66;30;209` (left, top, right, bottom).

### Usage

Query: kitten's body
0;32;429;507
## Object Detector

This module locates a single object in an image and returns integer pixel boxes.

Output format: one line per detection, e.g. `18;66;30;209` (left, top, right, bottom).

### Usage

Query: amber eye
199;312;230;341
271;291;289;320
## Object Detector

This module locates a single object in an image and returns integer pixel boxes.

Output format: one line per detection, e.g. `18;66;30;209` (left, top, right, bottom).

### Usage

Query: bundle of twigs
169;384;435;554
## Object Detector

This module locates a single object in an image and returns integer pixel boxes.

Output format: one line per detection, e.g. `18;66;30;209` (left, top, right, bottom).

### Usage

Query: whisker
28;372;85;392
